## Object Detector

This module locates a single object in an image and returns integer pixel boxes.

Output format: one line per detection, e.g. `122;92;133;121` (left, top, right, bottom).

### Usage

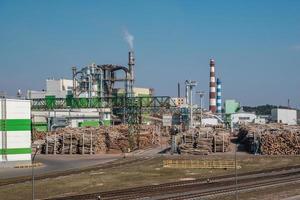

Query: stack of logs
179;127;231;155
38;125;160;154
238;124;300;155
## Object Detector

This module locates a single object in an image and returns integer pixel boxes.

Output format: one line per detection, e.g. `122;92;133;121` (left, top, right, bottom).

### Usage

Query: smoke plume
123;29;134;50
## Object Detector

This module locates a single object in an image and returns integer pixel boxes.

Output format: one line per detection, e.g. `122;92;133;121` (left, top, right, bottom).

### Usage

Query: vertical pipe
177;82;180;98
88;74;92;106
82;132;85;155
200;95;203;126
185;81;189;105
46;111;49;155
62;132;64;154
90;131;93;155
235;143;238;200
190;87;193;128
99;68;103;98
32;155;35;200
72;67;77;97
217;78;222;114
70;131;72;155
209;59;216;113
54;131;56;155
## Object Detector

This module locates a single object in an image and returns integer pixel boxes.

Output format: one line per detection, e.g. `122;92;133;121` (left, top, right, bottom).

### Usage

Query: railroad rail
47;166;300;200
159;175;300;200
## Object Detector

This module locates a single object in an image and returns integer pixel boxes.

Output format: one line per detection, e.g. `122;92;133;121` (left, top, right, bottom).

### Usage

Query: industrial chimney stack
216;78;222;114
128;51;135;97
209;59;216;113
128;51;135;82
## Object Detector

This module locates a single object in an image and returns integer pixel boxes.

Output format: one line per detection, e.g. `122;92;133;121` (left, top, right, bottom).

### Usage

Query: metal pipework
72;51;133;98
72;66;77;96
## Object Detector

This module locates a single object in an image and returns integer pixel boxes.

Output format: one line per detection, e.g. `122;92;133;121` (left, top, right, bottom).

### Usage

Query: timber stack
237;124;300;155
38;125;161;154
179;127;231;155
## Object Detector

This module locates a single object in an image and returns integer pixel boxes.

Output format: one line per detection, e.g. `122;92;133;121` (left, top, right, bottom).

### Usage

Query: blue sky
0;0;300;108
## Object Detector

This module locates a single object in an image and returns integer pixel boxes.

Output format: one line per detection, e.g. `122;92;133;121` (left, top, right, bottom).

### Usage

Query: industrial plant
1;46;300;200
1;2;300;199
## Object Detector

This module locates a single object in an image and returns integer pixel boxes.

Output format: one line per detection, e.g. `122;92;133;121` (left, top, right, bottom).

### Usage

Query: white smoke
123;29;134;50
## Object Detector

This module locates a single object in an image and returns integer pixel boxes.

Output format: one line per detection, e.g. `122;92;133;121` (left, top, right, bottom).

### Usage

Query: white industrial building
271;108;297;125
201;118;219;126
32;108;111;131
230;112;257;129
27;78;73;99
254;117;266;124
1;99;31;166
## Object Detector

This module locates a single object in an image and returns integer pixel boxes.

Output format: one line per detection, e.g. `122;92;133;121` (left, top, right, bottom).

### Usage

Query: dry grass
1;155;300;200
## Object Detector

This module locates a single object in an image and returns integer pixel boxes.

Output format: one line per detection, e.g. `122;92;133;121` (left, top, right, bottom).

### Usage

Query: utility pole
32;145;40;200
196;91;205;127
185;80;197;129
235;143;239;200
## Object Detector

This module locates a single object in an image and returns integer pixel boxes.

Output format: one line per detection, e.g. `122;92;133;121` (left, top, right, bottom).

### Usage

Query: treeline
243;104;290;115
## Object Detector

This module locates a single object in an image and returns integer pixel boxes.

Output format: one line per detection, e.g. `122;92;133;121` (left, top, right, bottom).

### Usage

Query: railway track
48;167;300;200
159;175;300;200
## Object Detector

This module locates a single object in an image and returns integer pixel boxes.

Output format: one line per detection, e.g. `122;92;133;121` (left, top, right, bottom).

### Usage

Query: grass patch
1;155;300;200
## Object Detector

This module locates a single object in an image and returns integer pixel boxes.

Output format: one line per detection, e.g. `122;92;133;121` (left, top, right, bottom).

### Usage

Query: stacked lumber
39;125;161;154
179;127;230;155
41;135;61;154
180;133;211;155
33;131;46;140
212;131;231;153
238;124;300;155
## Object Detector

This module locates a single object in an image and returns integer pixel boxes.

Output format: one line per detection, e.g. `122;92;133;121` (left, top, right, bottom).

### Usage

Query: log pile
238;124;300;155
38;125;161;154
179;127;231;155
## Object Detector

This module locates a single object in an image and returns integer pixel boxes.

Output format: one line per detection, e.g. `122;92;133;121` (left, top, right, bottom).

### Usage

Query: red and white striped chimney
209;59;216;113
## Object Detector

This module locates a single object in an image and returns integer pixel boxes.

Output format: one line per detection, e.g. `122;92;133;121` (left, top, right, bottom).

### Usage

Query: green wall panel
0;148;32;155
0;119;31;131
79;120;99;127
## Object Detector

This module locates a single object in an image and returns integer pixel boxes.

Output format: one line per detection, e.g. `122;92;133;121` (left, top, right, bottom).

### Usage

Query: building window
239;117;250;120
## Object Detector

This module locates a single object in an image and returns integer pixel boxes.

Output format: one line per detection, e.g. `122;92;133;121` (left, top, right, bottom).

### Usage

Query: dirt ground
1;155;300;200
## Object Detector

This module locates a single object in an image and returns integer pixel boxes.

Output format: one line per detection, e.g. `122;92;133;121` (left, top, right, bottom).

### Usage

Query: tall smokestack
177;82;180;98
217;78;222;114
127;51;135;97
128;51;135;81
209;59;216;113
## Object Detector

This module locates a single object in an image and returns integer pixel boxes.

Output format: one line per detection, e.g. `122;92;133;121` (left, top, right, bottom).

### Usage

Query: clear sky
0;0;299;108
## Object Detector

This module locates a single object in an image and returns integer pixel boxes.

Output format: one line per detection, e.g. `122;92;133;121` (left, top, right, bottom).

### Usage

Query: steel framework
31;96;176;111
